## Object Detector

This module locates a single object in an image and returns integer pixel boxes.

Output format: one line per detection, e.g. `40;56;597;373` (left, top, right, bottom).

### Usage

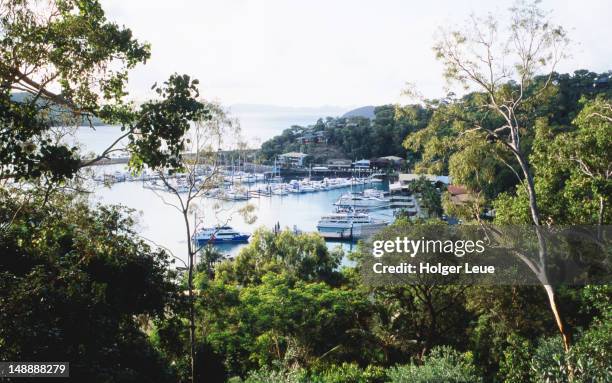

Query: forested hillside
259;104;431;163
260;70;610;169
1;1;610;383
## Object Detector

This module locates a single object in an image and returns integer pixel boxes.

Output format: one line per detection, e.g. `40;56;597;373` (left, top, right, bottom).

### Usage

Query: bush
569;317;612;382
501;329;612;383
530;337;569;383
386;346;482;383
314;363;386;383
498;334;533;383
236;363;385;383
239;366;307;383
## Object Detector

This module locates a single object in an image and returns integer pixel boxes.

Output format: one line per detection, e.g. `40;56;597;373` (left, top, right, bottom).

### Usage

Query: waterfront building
352;159;371;169
327;158;352;170
278;152;310;167
372;155;405;170
389;173;451;194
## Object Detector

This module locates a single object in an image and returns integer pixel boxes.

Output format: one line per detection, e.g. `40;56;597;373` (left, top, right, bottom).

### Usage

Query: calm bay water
75;105;347;153
78;107;380;265
91;166;391;266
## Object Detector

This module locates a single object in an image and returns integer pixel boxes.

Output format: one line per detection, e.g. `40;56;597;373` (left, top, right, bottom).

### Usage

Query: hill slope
342;106;375;119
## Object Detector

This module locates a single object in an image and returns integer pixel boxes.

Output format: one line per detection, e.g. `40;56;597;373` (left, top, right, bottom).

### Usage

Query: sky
102;0;612;108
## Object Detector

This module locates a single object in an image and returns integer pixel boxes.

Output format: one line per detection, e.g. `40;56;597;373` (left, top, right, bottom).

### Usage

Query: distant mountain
342;106;375;119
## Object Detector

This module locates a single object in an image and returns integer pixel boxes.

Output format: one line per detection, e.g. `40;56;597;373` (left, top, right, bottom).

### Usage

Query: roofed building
389;173;451;194
447;185;475;205
278;152;310;167
352;159;371;169
327;158;352;170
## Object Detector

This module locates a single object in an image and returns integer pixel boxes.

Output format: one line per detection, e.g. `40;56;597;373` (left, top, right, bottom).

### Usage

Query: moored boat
316;212;388;240
334;192;390;208
193;226;250;245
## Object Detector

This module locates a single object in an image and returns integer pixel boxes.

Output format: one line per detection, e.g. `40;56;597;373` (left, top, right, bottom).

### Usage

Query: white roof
379;155;404;161
279;152;309;158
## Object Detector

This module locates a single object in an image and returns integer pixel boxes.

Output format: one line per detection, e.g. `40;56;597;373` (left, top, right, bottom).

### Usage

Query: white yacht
316;212;388;240
334;192;389;208
221;188;250;200
193;226;250;246
272;186;288;195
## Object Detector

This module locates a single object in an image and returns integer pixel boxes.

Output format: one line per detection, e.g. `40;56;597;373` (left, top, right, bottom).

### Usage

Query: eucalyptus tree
431;1;573;350
149;103;256;382
560;97;611;231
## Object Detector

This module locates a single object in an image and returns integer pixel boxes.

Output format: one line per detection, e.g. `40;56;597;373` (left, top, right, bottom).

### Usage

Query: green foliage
313;363;387;383
1;0;210;182
128;74;209;172
236;363;386;383
499;329;612;383
498;334;534;383
569;318;612;382
386;346;482;383
216;228;343;285
196;271;375;376
0;189;179;381
466;286;552;378
259;105;430;163
2;2;611;381
240;365;307;383
409;175;443;217
530;336;570;383
402;71;611;225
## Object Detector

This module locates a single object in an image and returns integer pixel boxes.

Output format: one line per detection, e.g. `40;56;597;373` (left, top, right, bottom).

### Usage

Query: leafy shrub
501;329;612;383
498;334;534;383
387;346;482;383
313;363;386;383
236;363;386;383
239;366;306;383
569;317;612;382
530;336;569;383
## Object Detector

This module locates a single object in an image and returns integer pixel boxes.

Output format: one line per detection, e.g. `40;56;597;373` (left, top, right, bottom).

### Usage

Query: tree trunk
183;212;197;383
515;153;541;226
189;286;196;383
543;284;571;353
514;151;572;351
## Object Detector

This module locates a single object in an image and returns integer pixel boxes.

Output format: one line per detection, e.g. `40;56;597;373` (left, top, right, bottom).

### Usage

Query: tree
1;0;208;183
197;272;374;376
0;189;180;381
386;346;482;383
409;176;443;218
559;96;611;231
2;1;213;382
216;228;343;286
432;0;573;351
147;103;252;383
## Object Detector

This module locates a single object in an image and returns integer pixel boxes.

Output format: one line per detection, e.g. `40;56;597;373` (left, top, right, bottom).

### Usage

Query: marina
91;164;404;264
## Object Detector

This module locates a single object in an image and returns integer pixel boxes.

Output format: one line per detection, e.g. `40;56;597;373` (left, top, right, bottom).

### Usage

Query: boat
316;212;388;240
221;190;250;200
334;192;390;208
299;183;316;192
363;188;386;198
272;187;288;195
193;226;250;245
